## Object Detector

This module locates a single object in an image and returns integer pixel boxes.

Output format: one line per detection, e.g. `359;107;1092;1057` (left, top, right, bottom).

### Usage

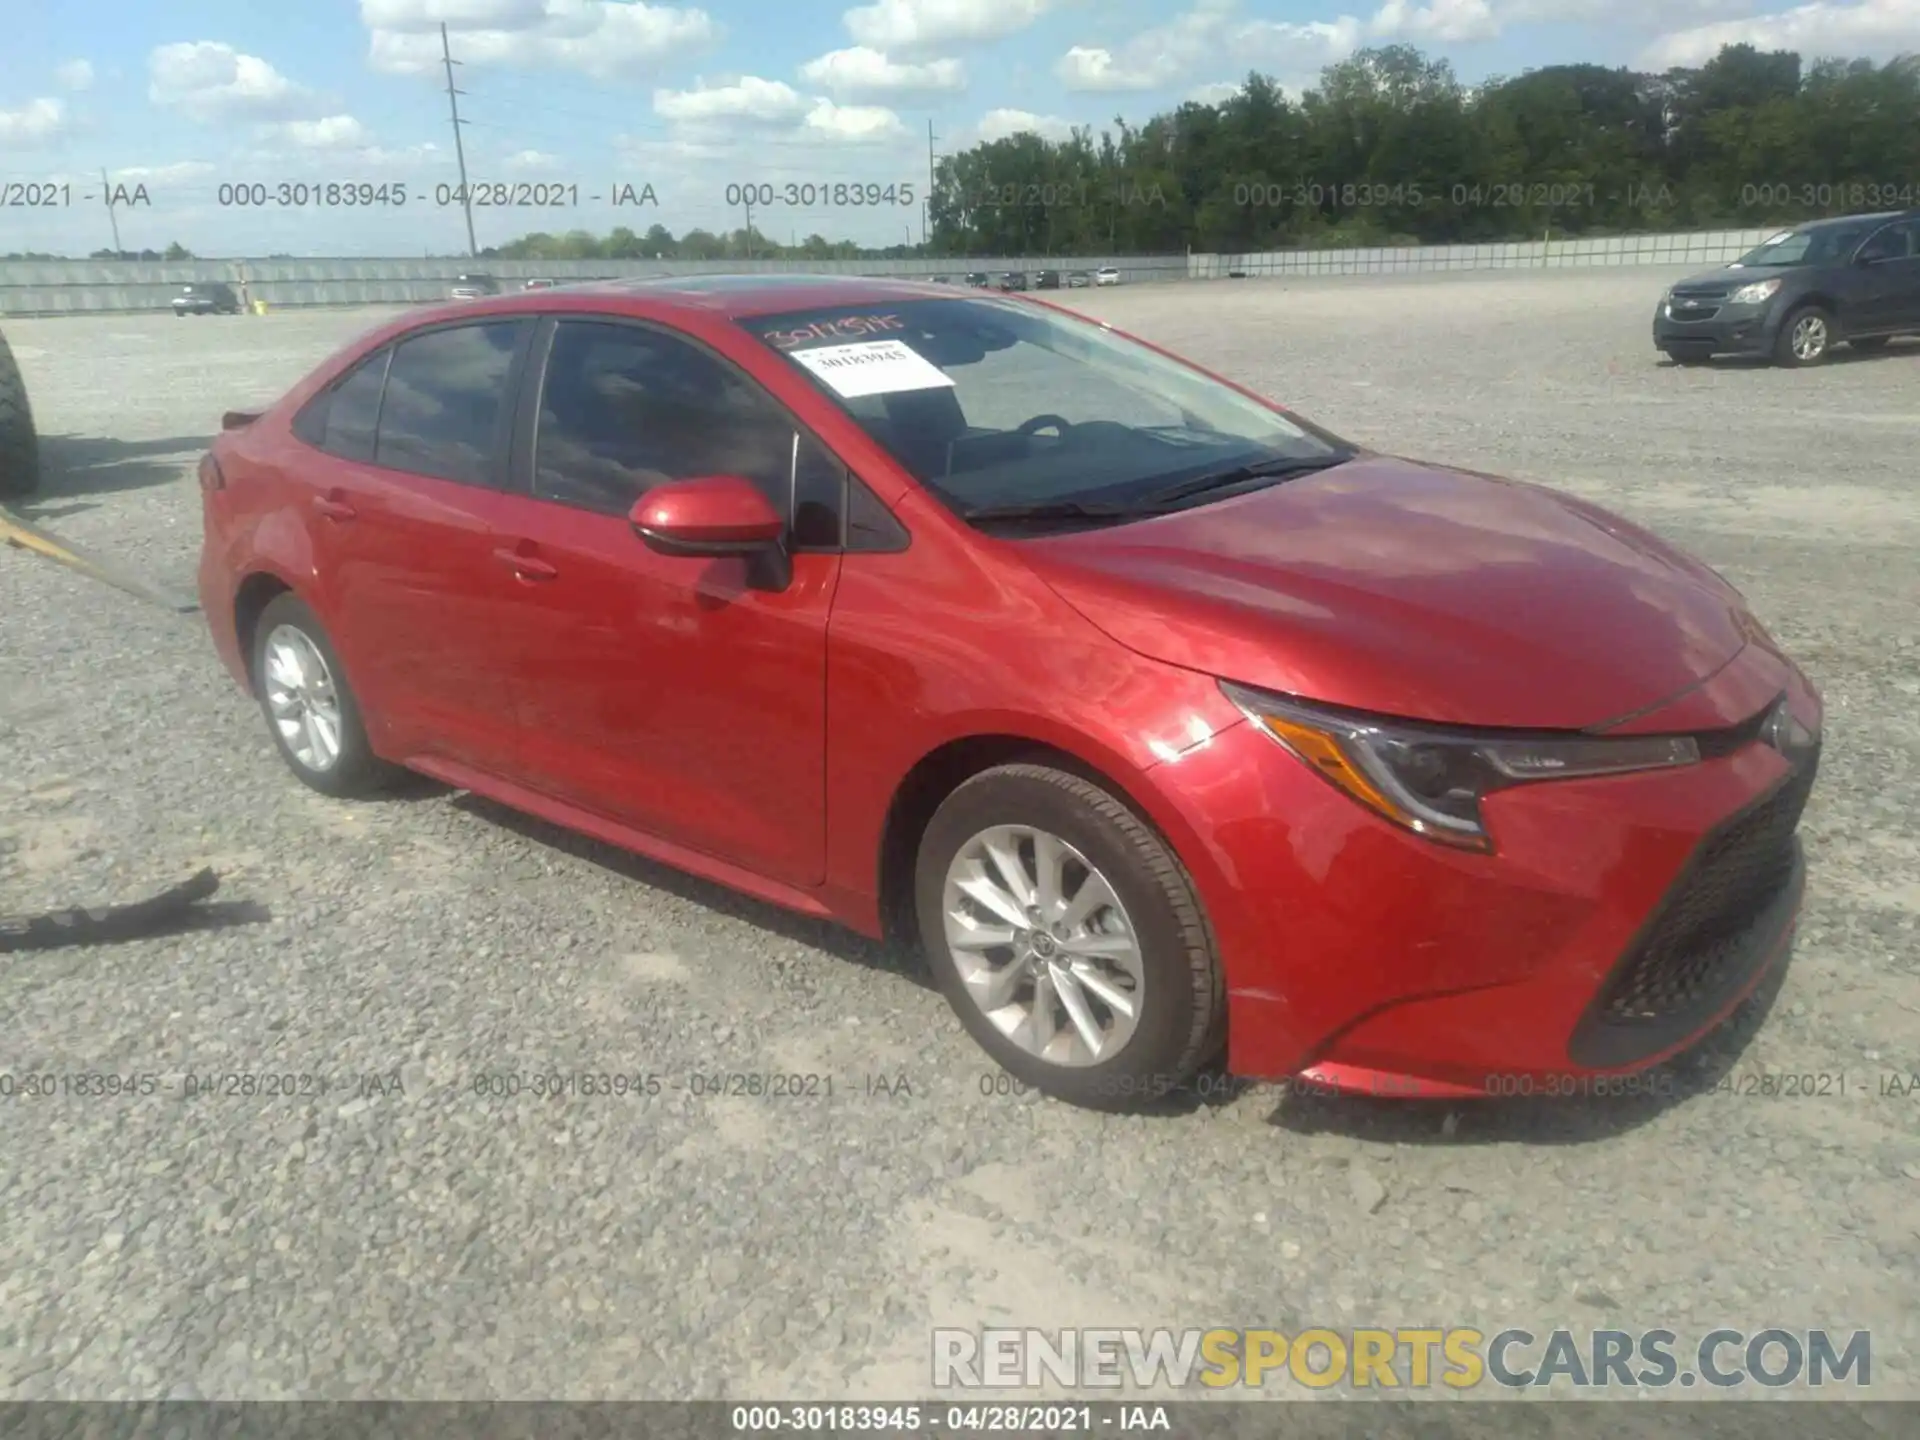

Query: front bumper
1653;300;1780;357
1152;641;1820;1095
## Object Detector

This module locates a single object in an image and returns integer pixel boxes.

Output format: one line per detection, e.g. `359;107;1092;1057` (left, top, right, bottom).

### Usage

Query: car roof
1791;210;1908;231
457;271;968;319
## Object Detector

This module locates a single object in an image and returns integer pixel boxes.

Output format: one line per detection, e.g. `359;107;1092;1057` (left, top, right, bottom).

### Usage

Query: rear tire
0;328;38;499
1773;305;1833;366
251;593;397;798
914;762;1225;1111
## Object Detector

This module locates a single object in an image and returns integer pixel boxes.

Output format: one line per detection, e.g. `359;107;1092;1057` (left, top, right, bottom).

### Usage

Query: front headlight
1220;682;1700;852
1728;278;1782;305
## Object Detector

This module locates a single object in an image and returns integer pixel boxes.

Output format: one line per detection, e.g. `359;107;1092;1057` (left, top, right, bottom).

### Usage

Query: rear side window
375;322;523;486
313;349;389;463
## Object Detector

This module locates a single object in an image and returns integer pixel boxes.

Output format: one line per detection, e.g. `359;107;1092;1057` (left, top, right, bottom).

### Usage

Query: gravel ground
1;270;1917;1405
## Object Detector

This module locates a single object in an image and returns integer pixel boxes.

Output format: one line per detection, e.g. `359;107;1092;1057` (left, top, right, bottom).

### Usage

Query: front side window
741;297;1351;521
374;321;523;485
532;320;817;529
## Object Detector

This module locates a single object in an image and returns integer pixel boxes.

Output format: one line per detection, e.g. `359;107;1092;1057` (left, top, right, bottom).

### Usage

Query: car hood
1016;454;1752;730
1671;263;1810;290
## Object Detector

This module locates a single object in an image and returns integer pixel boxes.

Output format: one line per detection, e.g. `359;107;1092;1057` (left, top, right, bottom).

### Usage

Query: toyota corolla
197;275;1820;1111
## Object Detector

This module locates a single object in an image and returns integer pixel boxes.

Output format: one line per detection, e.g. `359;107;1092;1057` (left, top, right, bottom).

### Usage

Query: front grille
1568;744;1818;1067
1667;302;1722;322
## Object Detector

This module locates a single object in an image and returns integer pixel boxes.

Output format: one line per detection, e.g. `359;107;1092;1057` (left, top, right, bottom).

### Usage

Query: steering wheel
1016;414;1075;439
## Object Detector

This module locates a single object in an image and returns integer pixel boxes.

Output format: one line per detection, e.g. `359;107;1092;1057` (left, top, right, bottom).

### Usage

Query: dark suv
172;282;241;316
1654;209;1920;366
1035;269;1062;290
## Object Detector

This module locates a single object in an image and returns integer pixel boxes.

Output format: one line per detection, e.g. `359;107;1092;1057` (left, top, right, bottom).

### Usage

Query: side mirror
629;475;791;589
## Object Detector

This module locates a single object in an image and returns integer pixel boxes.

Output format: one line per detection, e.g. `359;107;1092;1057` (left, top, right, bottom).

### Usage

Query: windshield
742;296;1350;518
1733;224;1874;267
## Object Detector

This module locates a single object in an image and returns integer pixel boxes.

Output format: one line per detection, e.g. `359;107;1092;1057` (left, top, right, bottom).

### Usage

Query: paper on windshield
789;339;955;399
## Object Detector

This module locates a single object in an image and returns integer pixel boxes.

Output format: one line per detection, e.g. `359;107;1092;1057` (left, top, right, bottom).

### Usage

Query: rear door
300;317;536;774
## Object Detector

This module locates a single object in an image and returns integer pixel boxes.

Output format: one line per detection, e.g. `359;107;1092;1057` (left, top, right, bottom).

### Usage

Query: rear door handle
493;546;558;580
314;494;356;521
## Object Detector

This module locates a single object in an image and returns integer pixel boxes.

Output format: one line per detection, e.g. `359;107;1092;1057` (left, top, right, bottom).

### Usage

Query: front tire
0;328;39;498
1774;305;1834;366
251;593;395;797
914;763;1224;1111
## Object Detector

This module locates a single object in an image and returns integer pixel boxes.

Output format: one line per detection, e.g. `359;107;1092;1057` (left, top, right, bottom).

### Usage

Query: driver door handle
314;492;356;521
494;546;558;581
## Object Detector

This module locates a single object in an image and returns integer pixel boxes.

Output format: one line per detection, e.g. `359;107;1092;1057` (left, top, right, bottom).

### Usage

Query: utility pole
440;23;478;259
100;167;123;254
743;192;754;260
925;118;938;250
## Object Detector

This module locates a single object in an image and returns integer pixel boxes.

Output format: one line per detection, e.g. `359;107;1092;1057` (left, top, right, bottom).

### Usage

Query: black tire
1850;335;1890;353
914;762;1225;1112
1773;304;1834;366
250;592;397;798
0;328;39;498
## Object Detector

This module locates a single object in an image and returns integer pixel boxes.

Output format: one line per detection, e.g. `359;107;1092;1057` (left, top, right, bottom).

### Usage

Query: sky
1;0;1914;257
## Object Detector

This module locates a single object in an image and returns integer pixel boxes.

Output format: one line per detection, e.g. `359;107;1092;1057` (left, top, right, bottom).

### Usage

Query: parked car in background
1094;267;1121;286
930;275;951;284
450;274;503;300
197;273;1821;1113
523;278;559;291
963;272;991;288
172;282;242;316
998;271;1029;292
1066;271;1092;288
1035;270;1062;290
1654;208;1920;366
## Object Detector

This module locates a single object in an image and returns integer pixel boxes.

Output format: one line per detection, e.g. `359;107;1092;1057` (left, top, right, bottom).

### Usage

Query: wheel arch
873;731;1215;953
233;570;297;685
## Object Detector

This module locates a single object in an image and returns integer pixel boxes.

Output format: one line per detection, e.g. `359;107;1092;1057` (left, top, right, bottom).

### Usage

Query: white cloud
1637;0;1920;66
1369;0;1499;40
804;99;910;141
655;76;812;124
109;161;218;184
799;45;965;96
273;115;375;149
365;0;718;79
844;0;1057;53
970;107;1077;143
504;148;563;169
148;42;326;122
0;98;66;145
1057;3;1365;92
56;59;95;91
1189;81;1244;104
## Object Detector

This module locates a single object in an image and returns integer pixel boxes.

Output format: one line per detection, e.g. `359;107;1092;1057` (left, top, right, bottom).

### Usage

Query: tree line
7;42;1915;263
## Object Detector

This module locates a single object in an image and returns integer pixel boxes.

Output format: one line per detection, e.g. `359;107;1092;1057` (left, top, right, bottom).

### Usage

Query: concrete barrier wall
1191;227;1779;278
0;256;1187;315
0;227;1782;314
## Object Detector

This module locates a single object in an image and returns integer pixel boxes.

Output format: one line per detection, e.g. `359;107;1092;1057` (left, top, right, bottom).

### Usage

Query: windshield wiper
1134;452;1353;508
960;498;1143;524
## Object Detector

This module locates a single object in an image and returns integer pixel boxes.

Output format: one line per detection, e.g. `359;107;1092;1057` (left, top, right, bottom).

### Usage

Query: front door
493;317;844;888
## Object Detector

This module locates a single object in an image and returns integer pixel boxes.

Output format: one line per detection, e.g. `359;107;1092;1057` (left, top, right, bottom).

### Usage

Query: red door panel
493;495;840;888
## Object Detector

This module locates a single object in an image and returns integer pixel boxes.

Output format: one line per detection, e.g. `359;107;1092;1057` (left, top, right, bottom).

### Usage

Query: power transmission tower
925;119;937;249
440;23;478;258
99;168;123;254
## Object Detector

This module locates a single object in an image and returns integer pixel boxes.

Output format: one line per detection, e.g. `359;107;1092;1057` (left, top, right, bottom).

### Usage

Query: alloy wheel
262;623;344;772
940;824;1145;1067
1790;314;1828;362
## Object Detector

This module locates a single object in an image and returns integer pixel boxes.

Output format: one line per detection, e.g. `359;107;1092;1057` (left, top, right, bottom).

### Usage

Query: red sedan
196;276;1821;1111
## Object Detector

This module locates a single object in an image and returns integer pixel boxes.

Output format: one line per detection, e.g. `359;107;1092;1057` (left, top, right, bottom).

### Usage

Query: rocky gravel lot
1;270;1917;1406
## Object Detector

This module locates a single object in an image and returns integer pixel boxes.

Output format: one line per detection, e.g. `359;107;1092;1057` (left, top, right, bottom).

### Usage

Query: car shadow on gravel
1252;954;1792;1144
24;433;212;514
449;792;933;988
